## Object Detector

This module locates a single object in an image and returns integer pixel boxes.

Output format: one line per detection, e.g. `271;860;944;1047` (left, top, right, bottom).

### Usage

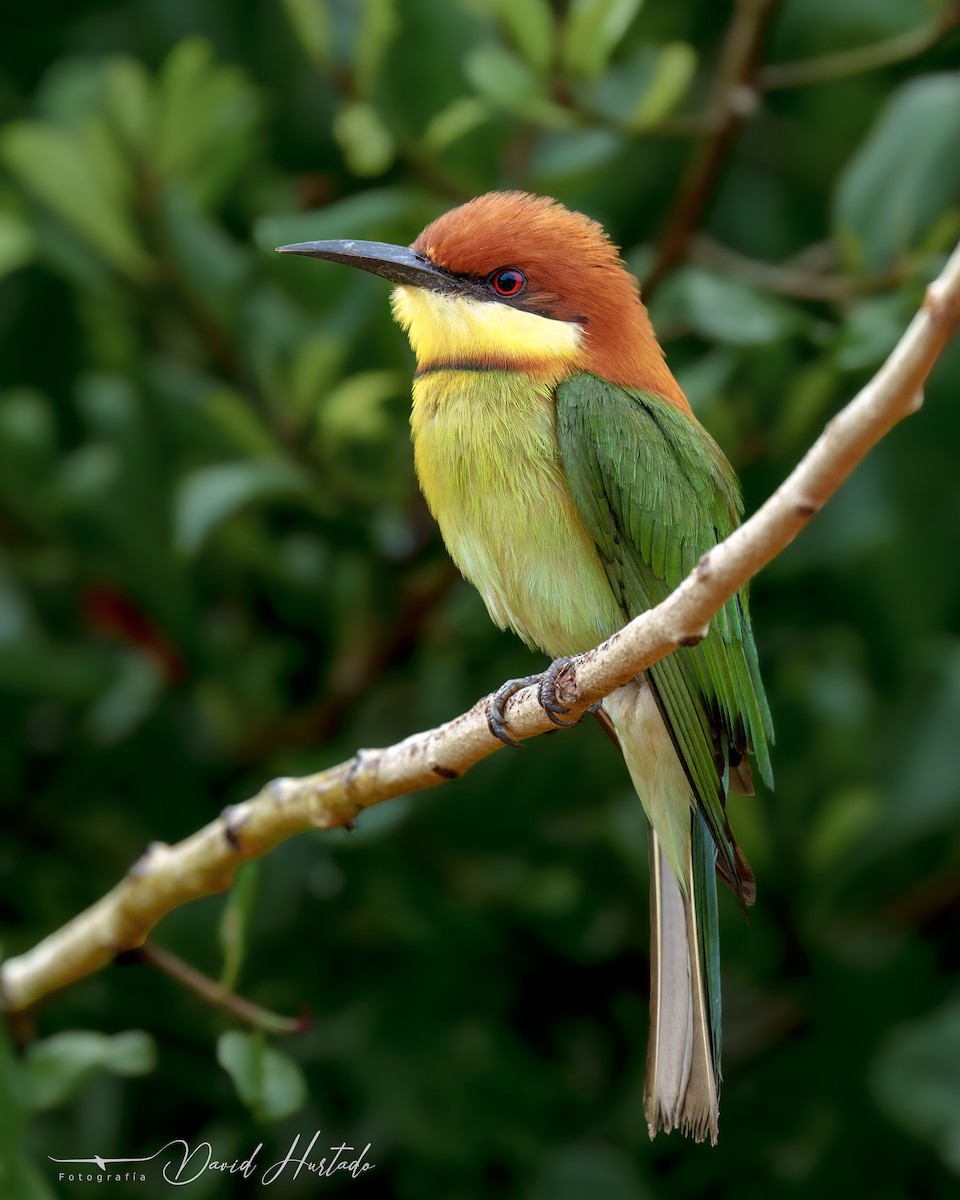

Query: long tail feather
645;819;720;1145
603;683;723;1145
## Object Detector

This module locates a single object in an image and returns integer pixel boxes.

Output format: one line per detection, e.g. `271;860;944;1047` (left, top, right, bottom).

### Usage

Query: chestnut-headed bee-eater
278;192;773;1144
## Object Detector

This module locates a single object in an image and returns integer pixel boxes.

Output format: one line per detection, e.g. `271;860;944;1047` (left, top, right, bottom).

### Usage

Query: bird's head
278;191;686;405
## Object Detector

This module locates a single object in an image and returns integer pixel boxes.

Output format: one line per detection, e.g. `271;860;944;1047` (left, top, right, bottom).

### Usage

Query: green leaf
655;267;805;346
0;211;35;278
85;653;165;745
674;348;737;415
57;444;122;505
880;646;960;847
530;128;624;183
627;41;696;130
0;121;150;279
255;186;422;251
807;785;882;870
421;97;493;154
36;57;112;126
219;863;260;993
151;39;261;208
465;44;575;127
159;184;252;316
0;1025;54;1200
0;1020;28;1158
835;73;960;270
481;0;555;74
286;333;350;423
152;38;218;176
466;43;544;108
281;0;332;68
561;0;644;80
24;1031;156;1113
0;1156;54;1200
174;459;313;555
834;293;912;370
333;102;396;177
355;0;399;98
0;562;37;645
104;57;154;154
873;1002;960;1173
316;369;403;446
0;389;57;462
202;389;281;457
217;1031;308;1122
577;42;694;129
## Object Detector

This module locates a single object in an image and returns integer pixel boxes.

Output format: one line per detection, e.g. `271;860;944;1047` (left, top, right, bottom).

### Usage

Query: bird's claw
537;656;580;727
486;657;581;747
487;673;540;747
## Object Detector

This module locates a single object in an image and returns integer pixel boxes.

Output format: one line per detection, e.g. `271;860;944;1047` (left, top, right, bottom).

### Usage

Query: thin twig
131;942;306;1035
761;1;960;91
691;234;904;301
643;0;780;297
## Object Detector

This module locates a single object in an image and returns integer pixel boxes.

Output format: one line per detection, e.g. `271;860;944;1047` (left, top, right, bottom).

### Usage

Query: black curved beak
276;239;471;295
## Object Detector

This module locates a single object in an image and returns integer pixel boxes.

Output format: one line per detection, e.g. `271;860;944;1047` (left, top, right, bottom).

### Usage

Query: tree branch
642;0;780;296
760;1;960;91
3;240;959;1019
690;234;904;301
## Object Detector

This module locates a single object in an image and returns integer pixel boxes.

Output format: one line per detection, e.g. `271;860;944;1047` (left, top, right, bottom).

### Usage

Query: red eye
491;267;526;297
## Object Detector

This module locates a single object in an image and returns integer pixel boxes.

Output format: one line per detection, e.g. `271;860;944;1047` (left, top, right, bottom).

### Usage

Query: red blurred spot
82;585;187;684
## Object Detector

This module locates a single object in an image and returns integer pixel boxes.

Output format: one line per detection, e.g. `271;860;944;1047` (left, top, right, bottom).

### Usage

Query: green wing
555;372;774;890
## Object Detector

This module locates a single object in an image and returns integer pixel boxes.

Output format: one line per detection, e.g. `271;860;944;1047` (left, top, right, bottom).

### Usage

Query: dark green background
2;0;960;1196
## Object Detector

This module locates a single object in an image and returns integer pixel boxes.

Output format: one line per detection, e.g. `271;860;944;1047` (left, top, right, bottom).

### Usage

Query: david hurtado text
51;1131;375;1187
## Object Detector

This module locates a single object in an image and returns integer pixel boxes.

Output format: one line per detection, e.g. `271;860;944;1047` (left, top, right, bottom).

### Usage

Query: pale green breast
410;369;623;658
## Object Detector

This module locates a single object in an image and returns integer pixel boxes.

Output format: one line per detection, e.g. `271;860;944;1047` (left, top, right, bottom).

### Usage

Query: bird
278;191;773;1144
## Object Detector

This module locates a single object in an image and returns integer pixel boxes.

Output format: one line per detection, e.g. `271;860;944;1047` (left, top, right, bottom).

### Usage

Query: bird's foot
537;656;581;726
486;656;581;748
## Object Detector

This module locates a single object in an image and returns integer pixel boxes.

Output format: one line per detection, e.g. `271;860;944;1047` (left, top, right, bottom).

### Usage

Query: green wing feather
555;372;774;891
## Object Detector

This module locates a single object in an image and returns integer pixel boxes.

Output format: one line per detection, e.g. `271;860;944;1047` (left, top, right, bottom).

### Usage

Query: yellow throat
390;285;623;658
390;285;583;377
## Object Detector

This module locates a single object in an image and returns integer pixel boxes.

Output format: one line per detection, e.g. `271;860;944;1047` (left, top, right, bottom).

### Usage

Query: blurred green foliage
1;1;960;1197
